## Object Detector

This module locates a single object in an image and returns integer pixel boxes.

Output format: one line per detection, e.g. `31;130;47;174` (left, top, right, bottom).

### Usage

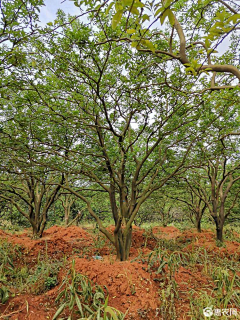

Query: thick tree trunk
213;214;224;242
216;226;223;242
115;226;132;261
31;221;41;239
30;215;46;239
196;217;201;233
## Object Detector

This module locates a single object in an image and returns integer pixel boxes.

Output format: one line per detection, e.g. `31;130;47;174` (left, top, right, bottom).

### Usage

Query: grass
0;238;63;302
143;230;240;320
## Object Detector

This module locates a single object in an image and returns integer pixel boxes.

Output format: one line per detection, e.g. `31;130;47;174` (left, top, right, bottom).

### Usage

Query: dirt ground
0;225;240;319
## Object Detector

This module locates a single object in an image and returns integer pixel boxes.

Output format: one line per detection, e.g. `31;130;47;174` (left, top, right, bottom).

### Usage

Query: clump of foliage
0;239;62;302
26;259;60;294
0;240;23;303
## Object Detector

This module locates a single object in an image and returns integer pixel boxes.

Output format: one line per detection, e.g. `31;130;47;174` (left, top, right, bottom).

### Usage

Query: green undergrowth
0;239;63;302
144;243;240;320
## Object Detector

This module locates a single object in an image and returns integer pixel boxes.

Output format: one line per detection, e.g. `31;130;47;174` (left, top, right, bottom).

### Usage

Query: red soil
152;226;181;239
0;225;239;319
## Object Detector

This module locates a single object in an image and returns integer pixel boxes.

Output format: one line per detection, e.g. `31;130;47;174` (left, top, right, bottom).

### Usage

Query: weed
0;240;22;278
0;286;9;304
45;275;58;290
160;279;178;320
216;240;226;248
188;267;240;319
26;259;60;294
147;247;168;275
0;240;23;303
189;289;216;320
92;233;108;255
212;267;240;308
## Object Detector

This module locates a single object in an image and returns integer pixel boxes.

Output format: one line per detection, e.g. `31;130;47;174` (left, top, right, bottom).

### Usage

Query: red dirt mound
152;226;181;239
26;237;74;260
0;294;55;320
181;230;240;259
43;225;92;242
0;225;95;260
69;257;161;319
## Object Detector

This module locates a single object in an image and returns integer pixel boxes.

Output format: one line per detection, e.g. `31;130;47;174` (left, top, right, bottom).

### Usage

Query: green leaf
126;29;136;34
163;0;172;8
130;6;140;15
134;0;144;8
31;59;37;67
142;40;156;53
160;9;169;25
115;3;123;11
207;49;218;54
122;0;133;5
216;11;227;22
185;67;197;75
155;6;164;17
131;41;138;48
204;38;211;48
227;13;240;24
52;303;67;320
104;306;118;320
106;2;114;14
95;4;102;10
83;304;94;314
142;14;150;22
168;9;175;26
112;10;123;29
0;287;9;304
75;293;84;316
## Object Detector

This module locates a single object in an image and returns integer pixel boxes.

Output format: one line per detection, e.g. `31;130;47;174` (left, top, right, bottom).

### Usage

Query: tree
0;172;63;238
136;192;174;227
15;16;221;260
1;2;238;258
0;87;64;238
169;177;208;232
59;192;76;226
184;132;240;241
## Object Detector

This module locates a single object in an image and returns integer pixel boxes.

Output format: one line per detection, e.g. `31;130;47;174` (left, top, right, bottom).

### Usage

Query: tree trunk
65;207;70;226
213;215;224;242
196;217;201;233
30;215;46;239
216;226;223;242
114;226;132;261
31;221;40;239
38;217;47;238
